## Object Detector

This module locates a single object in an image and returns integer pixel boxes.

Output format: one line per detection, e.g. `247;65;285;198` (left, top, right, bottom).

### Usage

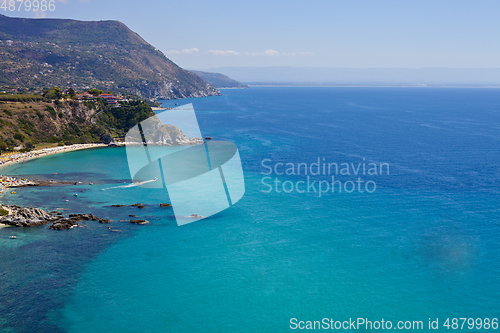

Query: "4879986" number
1;0;55;12
444;318;498;330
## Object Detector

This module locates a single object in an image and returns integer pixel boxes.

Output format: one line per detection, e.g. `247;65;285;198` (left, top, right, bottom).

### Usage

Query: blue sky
4;0;500;69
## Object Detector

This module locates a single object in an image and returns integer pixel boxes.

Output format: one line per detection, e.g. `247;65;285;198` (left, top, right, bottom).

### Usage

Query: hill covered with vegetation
190;70;249;88
0;92;155;151
0;14;221;100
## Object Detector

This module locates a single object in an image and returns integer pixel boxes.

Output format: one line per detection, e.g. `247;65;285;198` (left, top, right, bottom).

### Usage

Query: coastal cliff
124;115;203;146
0;98;157;149
144;124;203;145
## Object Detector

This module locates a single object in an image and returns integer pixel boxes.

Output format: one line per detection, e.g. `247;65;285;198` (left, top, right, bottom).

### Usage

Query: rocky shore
0;144;168;231
49;214;110;230
0;175;84;195
0;205;109;229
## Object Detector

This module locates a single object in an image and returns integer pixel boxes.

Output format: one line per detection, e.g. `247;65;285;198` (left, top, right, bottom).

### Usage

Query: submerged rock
130;219;149;225
49;214;103;230
49;219;78;230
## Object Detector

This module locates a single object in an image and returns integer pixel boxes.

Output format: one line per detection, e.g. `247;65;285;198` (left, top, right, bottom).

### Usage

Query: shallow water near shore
1;87;500;332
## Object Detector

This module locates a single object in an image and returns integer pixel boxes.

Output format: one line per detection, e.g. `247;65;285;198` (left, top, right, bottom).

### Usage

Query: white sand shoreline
0;143;107;170
0;143;108;193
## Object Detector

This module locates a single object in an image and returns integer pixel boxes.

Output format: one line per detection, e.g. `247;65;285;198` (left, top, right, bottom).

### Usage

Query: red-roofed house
76;92;95;100
99;94;118;106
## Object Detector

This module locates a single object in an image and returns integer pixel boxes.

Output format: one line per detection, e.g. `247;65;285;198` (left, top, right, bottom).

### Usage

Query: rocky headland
0;205;109;229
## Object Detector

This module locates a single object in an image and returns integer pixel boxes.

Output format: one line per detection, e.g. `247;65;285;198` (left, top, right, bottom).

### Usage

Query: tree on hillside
24;141;34;151
67;87;76;97
44;87;63;100
0;140;7;152
88;88;103;96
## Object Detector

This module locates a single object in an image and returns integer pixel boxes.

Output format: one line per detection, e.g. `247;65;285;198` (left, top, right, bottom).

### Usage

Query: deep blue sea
1;87;500;332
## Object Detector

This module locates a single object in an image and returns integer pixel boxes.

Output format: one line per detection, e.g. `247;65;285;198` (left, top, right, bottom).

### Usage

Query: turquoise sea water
1;87;500;332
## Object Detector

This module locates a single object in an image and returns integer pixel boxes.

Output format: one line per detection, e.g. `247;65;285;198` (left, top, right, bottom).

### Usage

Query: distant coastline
198;67;500;88
245;83;500;88
217;87;250;89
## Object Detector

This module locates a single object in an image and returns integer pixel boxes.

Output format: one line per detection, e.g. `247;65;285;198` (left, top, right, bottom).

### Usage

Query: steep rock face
126;115;203;146
0;14;221;100
0;99;103;145
145;124;203;145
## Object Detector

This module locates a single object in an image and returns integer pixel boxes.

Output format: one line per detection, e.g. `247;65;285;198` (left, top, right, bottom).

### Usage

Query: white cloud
165;48;199;55
261;49;280;56
207;49;313;57
182;48;199;54
207;50;241;56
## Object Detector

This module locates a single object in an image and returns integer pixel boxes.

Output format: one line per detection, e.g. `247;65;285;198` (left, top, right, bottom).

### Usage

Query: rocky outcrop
0;205;108;230
144;124;203;145
0;206;59;227
125;117;203;146
49;214;102;230
130;219;149;224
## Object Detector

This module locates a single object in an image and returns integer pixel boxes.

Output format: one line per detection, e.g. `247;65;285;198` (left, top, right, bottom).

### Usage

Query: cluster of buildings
75;92;123;106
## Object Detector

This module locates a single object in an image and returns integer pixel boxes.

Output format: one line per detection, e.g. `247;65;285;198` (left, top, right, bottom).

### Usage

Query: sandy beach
0;143;107;193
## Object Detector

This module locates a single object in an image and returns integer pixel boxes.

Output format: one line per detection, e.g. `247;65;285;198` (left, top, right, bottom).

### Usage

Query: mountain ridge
0;14;221;99
190;70;248;89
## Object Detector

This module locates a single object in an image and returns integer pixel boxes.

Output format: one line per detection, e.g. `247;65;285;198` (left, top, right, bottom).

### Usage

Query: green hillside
0;96;155;151
0;14;221;99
